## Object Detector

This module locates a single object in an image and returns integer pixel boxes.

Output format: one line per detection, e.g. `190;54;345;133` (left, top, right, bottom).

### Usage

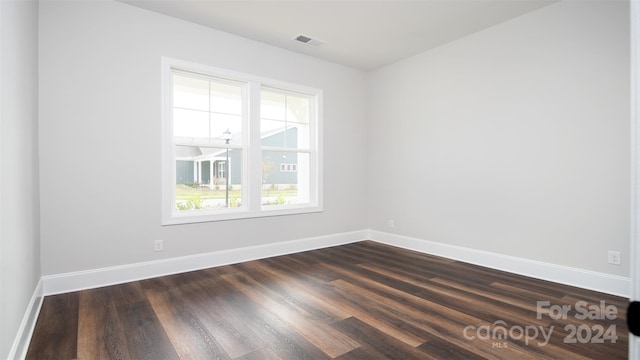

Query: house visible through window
162;58;322;224
215;160;227;180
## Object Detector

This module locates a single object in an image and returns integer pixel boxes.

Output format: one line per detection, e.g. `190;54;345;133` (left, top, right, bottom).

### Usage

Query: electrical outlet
388;219;395;228
154;240;164;252
608;251;621;265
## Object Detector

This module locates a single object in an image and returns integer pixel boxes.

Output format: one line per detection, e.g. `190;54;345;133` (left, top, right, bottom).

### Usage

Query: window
279;164;297;173
162;58;322;224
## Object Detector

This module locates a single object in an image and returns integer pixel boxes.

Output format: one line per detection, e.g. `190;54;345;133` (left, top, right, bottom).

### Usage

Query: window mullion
248;81;262;212
208;80;212;142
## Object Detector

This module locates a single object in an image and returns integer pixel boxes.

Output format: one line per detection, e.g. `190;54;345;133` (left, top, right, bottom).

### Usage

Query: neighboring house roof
175;145;203;158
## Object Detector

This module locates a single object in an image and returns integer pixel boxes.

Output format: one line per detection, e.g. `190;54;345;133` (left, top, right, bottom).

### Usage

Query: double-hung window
162;58;322;224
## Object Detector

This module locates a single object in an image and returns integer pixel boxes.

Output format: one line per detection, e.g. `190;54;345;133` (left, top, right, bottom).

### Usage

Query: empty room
2;0;639;359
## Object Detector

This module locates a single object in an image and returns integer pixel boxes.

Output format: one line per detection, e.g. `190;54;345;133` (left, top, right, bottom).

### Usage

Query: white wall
37;0;630;281
0;0;40;358
39;1;368;276
369;1;630;276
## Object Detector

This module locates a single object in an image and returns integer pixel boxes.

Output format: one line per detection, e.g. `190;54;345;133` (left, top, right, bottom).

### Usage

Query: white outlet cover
608;251;621;265
154;240;164;252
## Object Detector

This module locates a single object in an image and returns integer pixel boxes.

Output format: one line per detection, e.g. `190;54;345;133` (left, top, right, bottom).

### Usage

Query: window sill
162;204;323;225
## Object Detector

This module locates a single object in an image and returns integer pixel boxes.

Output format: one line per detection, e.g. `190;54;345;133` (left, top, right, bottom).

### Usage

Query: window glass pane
210;113;242;146
173;108;209;141
260;123;308;149
286;123;310;150
173;75;209;111
261;150;310;207
173;72;244;145
261;89;311;149
210;81;242;115
261;119;285;135
260;91;286;120
261;119;286;147
287;95;310;124
175;145;243;210
173;111;242;145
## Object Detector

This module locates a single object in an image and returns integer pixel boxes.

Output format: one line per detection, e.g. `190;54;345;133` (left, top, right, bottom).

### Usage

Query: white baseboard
41;228;630;297
8;278;44;360
42;230;368;295
368;230;631;297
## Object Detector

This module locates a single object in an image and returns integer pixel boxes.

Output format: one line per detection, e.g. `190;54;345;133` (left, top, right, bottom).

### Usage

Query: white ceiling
120;0;557;71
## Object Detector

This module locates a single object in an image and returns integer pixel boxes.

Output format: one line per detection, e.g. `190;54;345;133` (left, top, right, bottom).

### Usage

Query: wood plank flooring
27;241;629;359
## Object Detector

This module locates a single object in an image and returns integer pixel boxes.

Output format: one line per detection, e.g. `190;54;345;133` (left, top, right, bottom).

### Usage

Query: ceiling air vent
294;34;325;47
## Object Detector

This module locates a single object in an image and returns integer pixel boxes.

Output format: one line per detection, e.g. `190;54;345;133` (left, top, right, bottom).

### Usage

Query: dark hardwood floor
27;241;629;359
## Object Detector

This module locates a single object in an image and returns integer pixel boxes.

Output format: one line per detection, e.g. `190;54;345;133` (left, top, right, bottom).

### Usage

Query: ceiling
120;0;557;71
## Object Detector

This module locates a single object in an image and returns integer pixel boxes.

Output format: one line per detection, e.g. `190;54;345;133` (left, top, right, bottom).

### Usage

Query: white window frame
162;57;323;225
